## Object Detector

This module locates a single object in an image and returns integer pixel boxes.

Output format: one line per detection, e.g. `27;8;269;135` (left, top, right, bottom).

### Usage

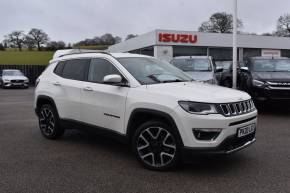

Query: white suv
34;50;257;170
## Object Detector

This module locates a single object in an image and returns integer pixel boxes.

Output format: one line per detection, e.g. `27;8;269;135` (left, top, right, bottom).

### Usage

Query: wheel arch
126;108;184;146
35;95;59;116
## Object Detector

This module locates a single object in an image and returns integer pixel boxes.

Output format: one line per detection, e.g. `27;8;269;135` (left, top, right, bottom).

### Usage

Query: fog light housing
193;128;222;141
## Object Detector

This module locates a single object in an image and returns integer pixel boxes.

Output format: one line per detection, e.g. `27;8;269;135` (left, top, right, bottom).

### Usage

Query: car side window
53;61;66;76
88;58;121;83
62;59;90;81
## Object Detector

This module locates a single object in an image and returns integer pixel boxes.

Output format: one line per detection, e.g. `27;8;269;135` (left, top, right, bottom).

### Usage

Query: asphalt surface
0;88;290;193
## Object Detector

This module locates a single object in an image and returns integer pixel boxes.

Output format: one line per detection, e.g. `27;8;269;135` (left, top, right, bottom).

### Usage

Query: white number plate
237;124;256;138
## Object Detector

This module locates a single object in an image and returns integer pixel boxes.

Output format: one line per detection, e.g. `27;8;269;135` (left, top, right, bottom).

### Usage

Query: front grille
217;99;256;117
11;80;24;83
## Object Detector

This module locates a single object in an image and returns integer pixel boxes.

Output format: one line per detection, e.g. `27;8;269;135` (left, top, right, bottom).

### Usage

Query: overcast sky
0;0;289;43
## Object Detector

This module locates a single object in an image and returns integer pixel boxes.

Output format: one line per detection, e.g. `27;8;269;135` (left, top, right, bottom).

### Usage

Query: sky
0;0;289;44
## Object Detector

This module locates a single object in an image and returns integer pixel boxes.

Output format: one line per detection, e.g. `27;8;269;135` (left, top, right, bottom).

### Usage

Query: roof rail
53;49;111;59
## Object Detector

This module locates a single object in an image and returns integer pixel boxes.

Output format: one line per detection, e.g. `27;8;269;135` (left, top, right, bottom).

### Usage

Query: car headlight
3;79;10;82
24;78;29;82
252;79;265;87
178;101;217;115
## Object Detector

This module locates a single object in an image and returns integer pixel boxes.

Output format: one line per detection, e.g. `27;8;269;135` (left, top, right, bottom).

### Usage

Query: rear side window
53;61;65;76
61;59;90;81
88;58;120;83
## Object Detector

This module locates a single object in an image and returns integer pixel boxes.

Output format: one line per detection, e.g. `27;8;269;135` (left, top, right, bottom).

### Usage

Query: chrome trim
219;99;255;117
226;138;256;154
268;86;290;90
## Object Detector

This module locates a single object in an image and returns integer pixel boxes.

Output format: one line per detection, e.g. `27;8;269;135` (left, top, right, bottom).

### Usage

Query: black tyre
38;104;64;139
132;120;180;171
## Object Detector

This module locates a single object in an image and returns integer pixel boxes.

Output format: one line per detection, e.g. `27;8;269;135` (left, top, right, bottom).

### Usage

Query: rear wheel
132;120;180;170
38;104;64;139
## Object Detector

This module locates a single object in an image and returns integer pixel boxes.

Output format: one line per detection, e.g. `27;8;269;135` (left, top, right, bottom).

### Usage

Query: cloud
0;0;289;43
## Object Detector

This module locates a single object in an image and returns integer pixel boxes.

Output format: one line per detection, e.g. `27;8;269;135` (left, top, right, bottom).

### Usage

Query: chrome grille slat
218;99;255;117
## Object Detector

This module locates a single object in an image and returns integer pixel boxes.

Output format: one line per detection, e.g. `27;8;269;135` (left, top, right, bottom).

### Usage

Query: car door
80;58;129;134
52;59;90;121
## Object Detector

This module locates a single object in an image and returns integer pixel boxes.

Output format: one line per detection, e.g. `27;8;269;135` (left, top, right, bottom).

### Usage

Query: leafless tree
199;12;243;33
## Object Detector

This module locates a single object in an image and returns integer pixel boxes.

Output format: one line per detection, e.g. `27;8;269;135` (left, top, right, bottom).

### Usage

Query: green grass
0;51;54;65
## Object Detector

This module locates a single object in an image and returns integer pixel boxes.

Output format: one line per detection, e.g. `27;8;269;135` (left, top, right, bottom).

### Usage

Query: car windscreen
3;70;23;76
171;58;212;72
117;57;192;85
251;59;290;72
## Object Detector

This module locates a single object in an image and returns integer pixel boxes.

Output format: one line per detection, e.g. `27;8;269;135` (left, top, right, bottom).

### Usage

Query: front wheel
38;104;64;139
132;120;180;170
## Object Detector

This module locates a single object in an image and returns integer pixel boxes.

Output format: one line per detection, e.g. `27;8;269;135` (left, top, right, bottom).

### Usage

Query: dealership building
108;29;290;62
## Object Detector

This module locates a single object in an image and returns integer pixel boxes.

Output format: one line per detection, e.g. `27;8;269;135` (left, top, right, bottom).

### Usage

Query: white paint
261;49;281;57
154;45;173;62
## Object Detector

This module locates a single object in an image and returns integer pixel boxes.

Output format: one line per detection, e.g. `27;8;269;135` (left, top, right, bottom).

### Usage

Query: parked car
34;50;257;170
239;57;290;101
170;56;220;85
215;61;245;88
0;69;29;88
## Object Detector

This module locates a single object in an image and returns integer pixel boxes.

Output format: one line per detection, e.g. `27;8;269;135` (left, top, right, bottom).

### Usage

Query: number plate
237;124;256;138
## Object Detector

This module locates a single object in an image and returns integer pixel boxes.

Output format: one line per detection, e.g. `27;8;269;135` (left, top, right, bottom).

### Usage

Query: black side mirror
215;67;223;73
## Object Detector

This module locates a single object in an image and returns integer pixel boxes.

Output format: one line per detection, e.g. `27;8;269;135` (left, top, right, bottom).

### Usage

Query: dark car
239;57;290;101
215;61;244;88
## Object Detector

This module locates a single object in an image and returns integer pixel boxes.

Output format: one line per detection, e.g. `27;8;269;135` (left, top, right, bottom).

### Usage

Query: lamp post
232;0;238;89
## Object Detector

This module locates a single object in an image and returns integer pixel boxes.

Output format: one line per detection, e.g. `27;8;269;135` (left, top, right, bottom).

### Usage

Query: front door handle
83;87;93;91
52;81;61;86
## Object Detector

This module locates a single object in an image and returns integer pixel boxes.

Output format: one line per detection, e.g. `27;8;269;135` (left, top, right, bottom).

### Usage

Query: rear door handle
52;81;61;86
83;87;93;91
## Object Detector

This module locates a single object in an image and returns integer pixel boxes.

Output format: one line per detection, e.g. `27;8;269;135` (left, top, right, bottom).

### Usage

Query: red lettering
158;33;197;44
189;35;197;43
171;34;180;42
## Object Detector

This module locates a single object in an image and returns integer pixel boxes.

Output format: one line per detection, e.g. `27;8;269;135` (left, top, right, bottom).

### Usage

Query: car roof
2;69;21;71
51;50;152;63
173;56;211;59
250;57;289;60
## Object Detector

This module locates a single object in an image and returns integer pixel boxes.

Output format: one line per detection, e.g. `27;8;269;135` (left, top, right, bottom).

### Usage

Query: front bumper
3;82;28;87
181;132;255;155
250;86;290;100
172;105;258;149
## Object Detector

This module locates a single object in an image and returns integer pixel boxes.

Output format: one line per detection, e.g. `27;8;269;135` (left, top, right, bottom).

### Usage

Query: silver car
0;69;29;88
170;56;220;85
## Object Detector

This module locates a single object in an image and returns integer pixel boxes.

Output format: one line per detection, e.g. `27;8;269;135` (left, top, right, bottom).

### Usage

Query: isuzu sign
158;33;197;44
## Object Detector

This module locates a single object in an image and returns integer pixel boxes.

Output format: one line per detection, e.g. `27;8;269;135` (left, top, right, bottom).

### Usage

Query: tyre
38;104;64;139
132;120;180;170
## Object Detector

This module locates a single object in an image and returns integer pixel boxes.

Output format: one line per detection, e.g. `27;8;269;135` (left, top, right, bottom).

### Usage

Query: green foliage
0;50;54;65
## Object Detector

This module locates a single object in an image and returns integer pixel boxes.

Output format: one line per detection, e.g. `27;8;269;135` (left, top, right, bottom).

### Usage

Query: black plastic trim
229;116;257;126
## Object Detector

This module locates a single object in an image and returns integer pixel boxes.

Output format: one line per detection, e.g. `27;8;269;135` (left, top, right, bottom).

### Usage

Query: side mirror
103;74;129;87
103;74;122;84
240;67;249;72
215;67;223;73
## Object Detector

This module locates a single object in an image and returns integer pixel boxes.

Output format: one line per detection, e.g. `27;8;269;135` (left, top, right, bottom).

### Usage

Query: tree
125;34;138;40
24;36;36;51
198;12;243;33
0;43;5;51
276;14;290;37
114;36;122;44
46;41;66;51
100;33;116;45
4;31;25;51
27;28;49;51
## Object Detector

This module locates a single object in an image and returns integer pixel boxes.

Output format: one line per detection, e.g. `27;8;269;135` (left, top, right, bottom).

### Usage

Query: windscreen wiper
162;79;186;83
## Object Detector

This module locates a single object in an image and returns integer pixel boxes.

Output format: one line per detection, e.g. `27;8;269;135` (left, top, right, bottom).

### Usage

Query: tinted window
250;59;290;72
62;59;90;81
88;59;120;83
53;61;65;76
